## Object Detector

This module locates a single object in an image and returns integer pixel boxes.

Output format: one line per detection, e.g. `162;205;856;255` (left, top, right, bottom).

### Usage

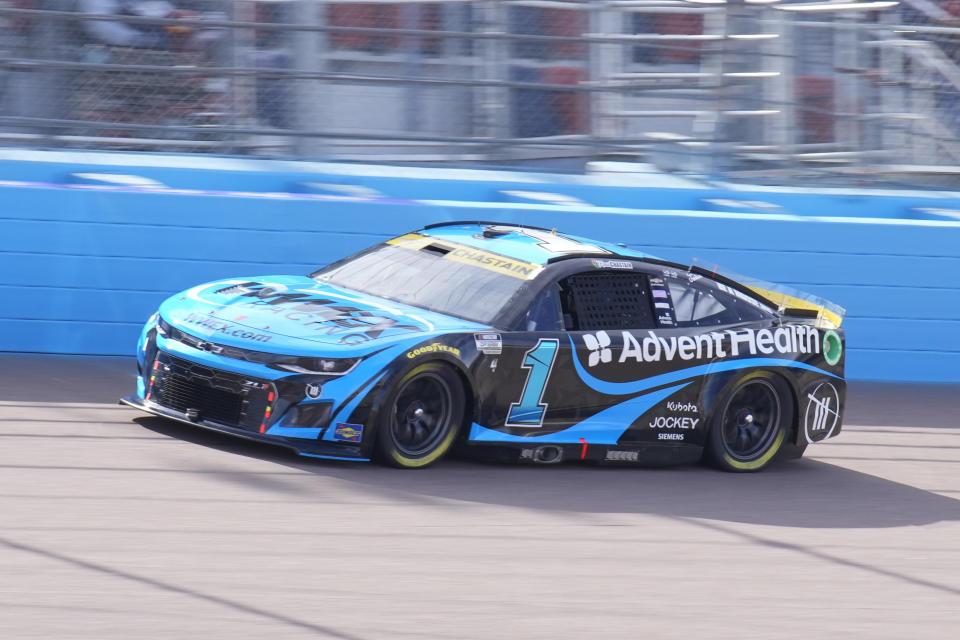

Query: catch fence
2;1;959;181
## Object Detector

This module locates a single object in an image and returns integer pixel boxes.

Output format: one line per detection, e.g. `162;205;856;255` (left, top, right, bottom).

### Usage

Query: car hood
158;275;487;355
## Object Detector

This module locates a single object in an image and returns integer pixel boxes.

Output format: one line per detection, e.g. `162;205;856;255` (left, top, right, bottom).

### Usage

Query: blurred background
2;7;960;638
2;0;959;185
2;1;959;383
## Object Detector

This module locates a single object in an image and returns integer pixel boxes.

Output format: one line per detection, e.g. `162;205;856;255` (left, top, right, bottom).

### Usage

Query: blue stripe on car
568;336;838;396
469;383;689;444
297;452;371;462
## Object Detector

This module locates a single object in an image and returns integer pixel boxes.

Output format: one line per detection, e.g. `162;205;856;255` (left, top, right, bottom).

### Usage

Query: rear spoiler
690;259;846;329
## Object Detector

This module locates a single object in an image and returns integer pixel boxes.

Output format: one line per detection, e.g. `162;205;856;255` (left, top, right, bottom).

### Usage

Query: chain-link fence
2;1;960;181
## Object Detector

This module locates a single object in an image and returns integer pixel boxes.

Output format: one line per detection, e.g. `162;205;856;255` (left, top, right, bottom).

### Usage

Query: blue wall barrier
4;149;960;219
1;151;959;382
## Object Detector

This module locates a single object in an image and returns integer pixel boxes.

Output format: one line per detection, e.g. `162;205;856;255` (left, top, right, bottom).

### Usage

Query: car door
479;263;667;444
555;264;679;444
469;280;570;440
556;264;762;447
472;261;773;446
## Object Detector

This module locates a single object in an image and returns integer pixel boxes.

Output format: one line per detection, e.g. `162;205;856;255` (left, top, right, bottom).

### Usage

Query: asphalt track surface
0;354;958;639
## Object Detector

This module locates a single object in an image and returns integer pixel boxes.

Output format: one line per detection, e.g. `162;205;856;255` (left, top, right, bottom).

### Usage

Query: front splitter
119;395;370;462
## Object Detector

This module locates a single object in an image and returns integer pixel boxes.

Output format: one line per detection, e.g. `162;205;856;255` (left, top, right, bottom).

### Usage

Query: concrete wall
2;152;959;382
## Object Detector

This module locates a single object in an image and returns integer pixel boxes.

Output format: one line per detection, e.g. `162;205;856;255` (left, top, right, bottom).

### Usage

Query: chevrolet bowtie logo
196;341;223;354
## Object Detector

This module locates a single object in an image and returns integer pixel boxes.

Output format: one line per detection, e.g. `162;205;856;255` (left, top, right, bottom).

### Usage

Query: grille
150;353;271;431
157;374;243;426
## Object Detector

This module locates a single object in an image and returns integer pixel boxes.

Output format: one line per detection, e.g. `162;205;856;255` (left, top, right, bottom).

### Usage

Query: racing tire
704;371;794;473
375;362;465;469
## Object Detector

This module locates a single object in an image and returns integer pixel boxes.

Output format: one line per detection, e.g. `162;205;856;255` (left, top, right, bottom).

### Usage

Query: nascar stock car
121;222;846;472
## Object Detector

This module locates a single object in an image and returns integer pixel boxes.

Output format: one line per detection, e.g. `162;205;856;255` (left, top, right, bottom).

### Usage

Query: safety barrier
4;150;960;218
2;151;959;382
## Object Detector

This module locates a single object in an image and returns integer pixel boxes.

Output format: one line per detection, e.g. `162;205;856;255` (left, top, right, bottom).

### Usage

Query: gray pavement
0;354;958;639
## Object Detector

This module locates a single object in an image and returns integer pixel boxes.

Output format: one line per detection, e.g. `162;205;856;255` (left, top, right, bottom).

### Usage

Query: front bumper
120;395;370;462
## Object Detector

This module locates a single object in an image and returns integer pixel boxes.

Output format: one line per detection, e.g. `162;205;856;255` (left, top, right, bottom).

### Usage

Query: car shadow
846;381;960;429
134;415;960;530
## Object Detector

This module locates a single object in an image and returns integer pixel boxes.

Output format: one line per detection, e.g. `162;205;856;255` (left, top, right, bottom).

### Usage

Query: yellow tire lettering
389;427;457;468
383;363;462;468
723;429;785;471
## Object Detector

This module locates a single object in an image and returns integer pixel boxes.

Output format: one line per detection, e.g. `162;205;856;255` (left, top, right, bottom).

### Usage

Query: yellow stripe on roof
387;233;435;250
387;233;543;280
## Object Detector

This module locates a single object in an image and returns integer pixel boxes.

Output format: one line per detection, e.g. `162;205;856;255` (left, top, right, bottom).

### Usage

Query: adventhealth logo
583;326;822;366
584;331;612;367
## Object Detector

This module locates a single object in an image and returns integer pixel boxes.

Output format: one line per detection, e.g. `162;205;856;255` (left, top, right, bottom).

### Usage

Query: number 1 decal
506;339;559;428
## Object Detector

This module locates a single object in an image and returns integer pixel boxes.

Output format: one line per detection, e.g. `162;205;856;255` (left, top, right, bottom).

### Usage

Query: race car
121;221;846;472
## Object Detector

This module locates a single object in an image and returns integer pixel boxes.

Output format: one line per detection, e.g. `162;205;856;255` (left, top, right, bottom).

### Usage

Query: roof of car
418;221;650;266
404;221;792;318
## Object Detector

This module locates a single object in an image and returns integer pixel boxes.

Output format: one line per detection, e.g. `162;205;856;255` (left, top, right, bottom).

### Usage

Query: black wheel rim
390;372;453;456
721;379;780;460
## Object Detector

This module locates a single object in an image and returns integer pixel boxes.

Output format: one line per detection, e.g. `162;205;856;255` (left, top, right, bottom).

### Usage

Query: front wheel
704;372;794;472
375;363;465;469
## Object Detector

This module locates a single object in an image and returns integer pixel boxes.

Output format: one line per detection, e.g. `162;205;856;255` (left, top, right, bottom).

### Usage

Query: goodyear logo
333;423;363;443
406;343;461;359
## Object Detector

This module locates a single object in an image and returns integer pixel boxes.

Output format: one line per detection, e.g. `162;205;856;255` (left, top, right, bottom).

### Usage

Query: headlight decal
269;356;362;375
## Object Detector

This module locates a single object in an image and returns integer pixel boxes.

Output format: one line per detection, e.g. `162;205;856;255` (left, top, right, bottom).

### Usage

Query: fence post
768;6;796;159
702;2;729;177
835;13;860;157
589;1;620;146
879;11;902;164
36;0;73;136
401;3;422;135
293;0;327;157
476;1;509;147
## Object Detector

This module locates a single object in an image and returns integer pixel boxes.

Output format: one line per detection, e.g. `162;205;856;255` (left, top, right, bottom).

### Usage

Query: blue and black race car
122;222;846;471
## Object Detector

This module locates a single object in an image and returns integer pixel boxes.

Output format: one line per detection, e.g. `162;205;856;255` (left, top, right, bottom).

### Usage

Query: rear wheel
375;363;464;469
705;372;793;472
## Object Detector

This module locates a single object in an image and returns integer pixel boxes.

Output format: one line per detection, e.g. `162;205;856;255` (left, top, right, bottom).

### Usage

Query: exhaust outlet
533;445;563;464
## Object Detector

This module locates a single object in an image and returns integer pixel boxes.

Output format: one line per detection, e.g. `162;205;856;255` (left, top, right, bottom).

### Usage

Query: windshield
310;242;538;325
